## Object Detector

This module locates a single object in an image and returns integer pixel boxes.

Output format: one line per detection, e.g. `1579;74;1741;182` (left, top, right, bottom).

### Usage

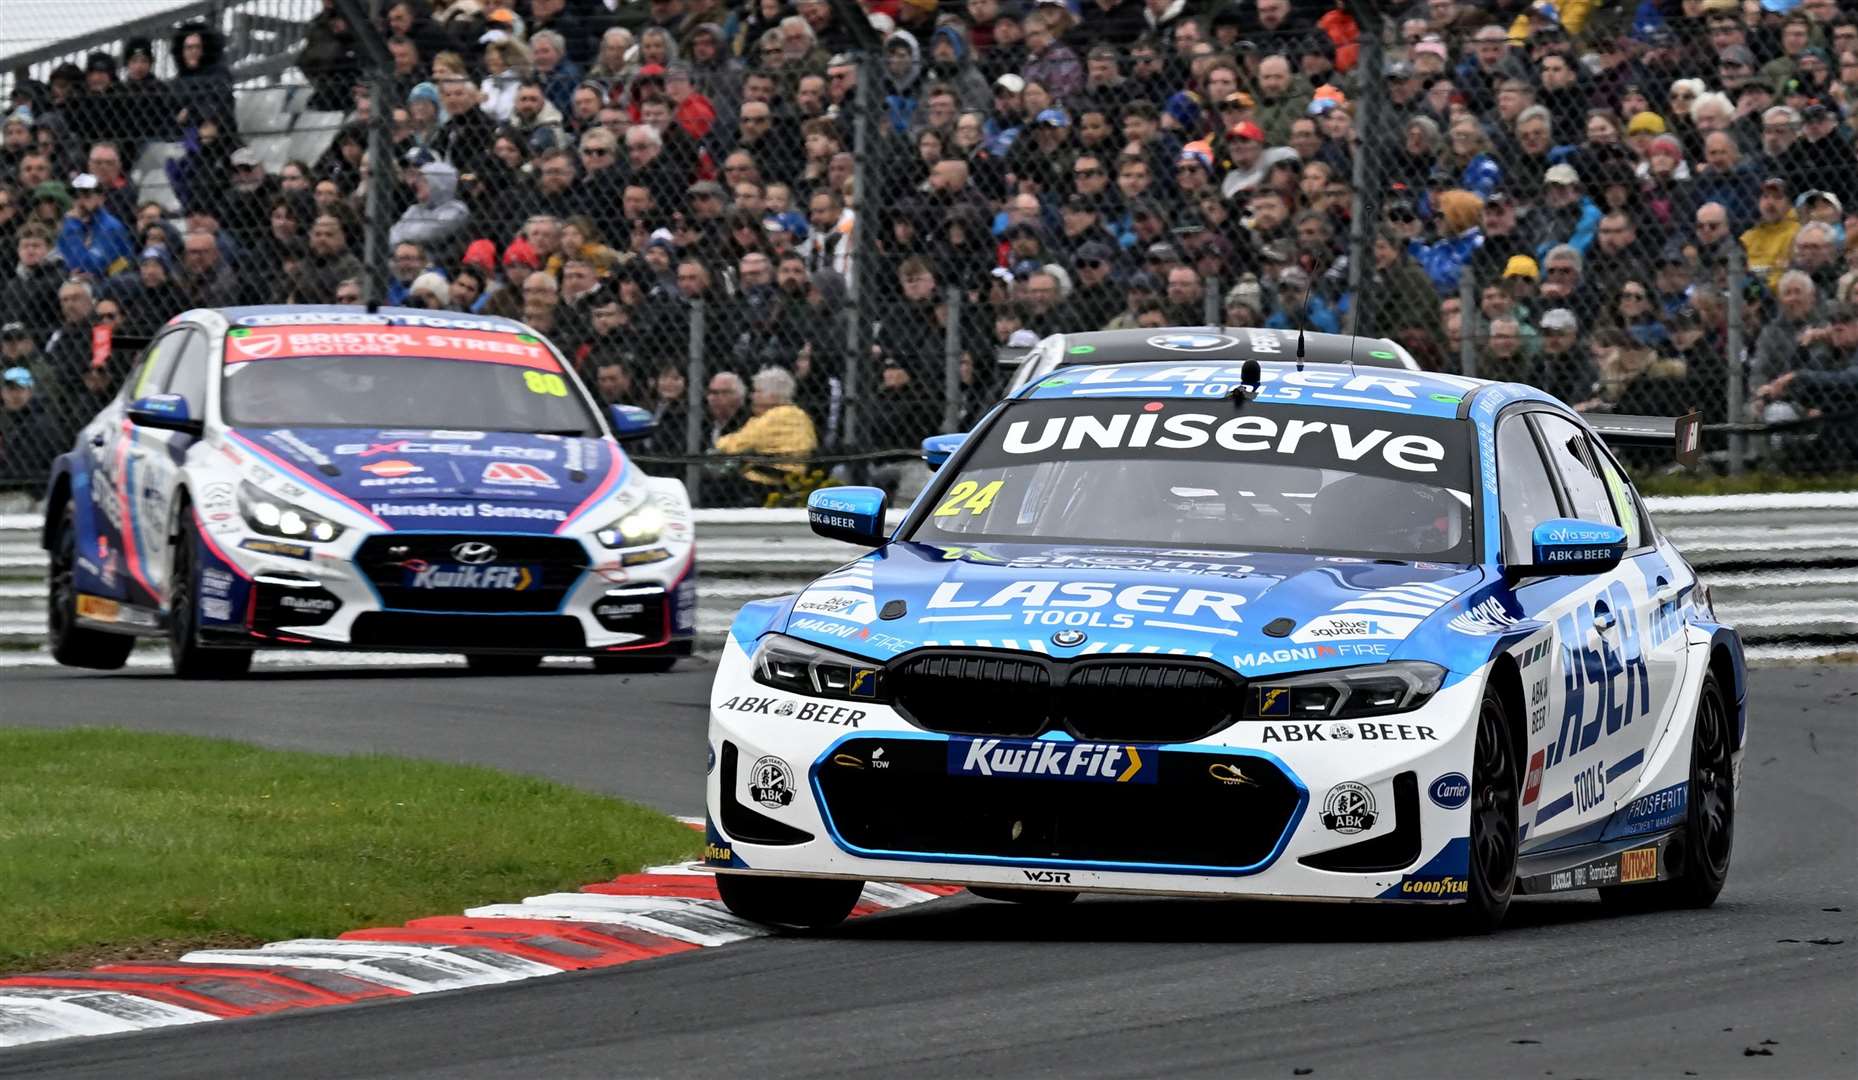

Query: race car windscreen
912;399;1475;562
219;327;600;435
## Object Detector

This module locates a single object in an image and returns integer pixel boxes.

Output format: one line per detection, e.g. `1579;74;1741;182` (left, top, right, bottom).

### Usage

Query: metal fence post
942;286;963;434
1344;4;1385;337
1726;246;1748;476
1202;276;1220;325
1458;267;1477;379
684;300;706;506
335;0;393;299
830;0;882;467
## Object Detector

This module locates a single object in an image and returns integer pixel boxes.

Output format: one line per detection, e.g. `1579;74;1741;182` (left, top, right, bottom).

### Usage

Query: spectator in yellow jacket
713;366;819;499
1742;177;1802;288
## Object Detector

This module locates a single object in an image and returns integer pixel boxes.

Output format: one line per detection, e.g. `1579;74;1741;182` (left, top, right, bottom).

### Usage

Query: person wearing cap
0;363;59;483
1062;239;1123;329
1662;306;1728;424
54;174;135;281
0;323;51;403
116;246;186;336
1796;107;1858;209
1525;307;1598;407
1220;120;1298;200
1744;176;1803;287
1102;269;1161;330
1538;162;1600;258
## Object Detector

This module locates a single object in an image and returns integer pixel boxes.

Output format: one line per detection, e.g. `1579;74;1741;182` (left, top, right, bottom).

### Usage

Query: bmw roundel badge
1051;629;1087;647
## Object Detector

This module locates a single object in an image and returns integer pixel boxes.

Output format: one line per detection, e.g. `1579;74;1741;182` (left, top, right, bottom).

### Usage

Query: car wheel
714;872;864;929
1452;682;1520;934
1601;671;1734;912
46;502;134;671
464;654;544;674
592;654;678;674
168;512;252;680
969;886;1080;905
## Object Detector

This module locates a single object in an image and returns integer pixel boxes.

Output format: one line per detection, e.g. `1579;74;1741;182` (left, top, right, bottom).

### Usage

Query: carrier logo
1428;772;1471;809
949;738;1154;783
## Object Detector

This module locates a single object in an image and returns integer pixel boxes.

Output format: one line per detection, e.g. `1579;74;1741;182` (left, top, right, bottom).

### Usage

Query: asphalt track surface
1;661;1853;1079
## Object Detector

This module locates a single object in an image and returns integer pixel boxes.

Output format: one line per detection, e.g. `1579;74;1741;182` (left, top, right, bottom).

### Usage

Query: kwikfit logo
948;738;1154;783
405;563;535;591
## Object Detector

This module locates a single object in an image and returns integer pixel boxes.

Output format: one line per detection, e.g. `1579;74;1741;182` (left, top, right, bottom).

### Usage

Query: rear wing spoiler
1586;411;1701;467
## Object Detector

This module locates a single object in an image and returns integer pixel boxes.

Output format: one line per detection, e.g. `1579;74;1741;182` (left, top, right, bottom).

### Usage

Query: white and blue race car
705;345;1741;932
41;306;694;677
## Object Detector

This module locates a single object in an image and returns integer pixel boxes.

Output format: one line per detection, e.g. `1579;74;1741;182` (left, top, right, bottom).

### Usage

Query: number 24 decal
934;480;1003;516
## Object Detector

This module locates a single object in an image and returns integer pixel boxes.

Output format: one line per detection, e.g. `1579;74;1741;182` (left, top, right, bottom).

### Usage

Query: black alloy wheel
46;503;134;670
168;512;252;679
1452;684;1519;933
1602;671;1734;911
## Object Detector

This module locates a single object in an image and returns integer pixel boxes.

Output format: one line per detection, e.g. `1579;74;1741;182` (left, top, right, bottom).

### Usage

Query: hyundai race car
41;306;695;678
705;343;1742;932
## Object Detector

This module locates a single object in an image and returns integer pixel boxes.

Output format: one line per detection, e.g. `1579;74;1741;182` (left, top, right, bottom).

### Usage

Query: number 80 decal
524;371;569;396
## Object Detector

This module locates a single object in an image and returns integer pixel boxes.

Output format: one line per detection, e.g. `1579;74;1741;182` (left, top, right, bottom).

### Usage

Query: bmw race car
705;339;1741;932
1001;326;1421;398
41;306;695;677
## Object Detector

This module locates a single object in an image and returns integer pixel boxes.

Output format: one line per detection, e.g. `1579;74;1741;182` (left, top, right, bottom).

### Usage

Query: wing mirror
126;394;204;436
607;403;657;442
921;433;966;469
807;486;889;546
1507;518;1628;579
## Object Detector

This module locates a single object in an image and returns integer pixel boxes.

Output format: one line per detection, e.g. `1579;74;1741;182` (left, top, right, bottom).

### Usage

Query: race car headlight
1244;661;1446;720
595;503;666;548
238;481;344;543
751;633;884;701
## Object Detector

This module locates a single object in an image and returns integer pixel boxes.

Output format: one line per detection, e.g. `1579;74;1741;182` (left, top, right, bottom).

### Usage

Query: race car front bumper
703;637;1485;902
190;521;697;655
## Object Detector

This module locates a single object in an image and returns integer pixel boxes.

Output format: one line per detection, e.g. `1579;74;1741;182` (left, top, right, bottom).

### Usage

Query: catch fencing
6;2;1858;503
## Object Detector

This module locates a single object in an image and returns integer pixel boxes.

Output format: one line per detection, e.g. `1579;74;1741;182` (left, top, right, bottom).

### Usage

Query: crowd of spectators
6;0;1858;493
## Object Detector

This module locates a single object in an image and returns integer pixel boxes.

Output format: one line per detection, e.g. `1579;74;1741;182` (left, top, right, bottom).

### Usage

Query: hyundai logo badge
451;541;499;564
1051;629;1087;647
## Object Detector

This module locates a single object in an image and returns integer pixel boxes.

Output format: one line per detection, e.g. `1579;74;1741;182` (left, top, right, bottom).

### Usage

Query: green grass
0;728;701;974
1633;471;1858;497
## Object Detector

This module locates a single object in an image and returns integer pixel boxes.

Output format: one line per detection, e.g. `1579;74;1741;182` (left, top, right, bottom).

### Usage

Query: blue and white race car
41;306;695;677
705;346;1741;932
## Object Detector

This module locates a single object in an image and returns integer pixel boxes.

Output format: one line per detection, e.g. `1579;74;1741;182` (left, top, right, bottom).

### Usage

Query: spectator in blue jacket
1535;163;1600;259
1408;188;1486;296
56;174;136;280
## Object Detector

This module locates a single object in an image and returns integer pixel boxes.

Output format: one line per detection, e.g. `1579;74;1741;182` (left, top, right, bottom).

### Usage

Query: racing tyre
969;886;1081;906
46;503;134;670
1449;682;1520;934
592;655;679;674
1601;671;1734;912
714;873;864;929
464;654;544;675
168;513;252;680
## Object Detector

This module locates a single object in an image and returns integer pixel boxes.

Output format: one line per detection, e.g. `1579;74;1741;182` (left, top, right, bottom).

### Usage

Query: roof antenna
1229;358;1262;405
1292;273;1312;372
